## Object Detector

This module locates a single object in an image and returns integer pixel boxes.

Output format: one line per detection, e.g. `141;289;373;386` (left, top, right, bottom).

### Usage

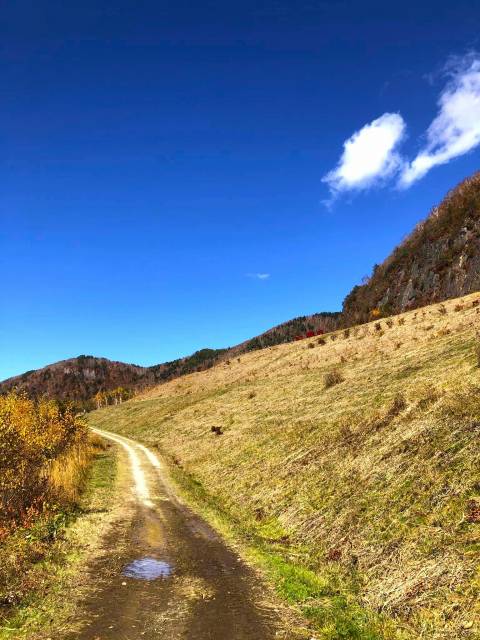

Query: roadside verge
0;440;122;640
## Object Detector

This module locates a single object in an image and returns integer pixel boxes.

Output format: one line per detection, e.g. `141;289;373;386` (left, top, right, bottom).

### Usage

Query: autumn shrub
416;384;440;409
0;392;88;533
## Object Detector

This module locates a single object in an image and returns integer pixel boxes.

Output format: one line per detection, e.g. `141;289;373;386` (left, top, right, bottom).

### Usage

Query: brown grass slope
343;171;480;325
88;292;480;639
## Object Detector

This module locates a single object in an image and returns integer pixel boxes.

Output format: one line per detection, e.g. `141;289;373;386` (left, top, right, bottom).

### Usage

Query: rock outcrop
342;171;480;325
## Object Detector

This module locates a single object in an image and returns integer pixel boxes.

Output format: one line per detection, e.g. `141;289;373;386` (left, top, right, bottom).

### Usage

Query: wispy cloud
322;113;406;195
400;55;480;187
247;273;270;280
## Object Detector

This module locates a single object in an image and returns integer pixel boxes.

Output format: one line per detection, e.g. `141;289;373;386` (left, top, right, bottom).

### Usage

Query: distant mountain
0;350;226;408
0;356;152;407
342;171;480;325
0;313;340;406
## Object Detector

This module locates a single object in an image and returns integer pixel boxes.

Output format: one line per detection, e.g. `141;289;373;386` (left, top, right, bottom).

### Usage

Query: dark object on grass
211;426;223;436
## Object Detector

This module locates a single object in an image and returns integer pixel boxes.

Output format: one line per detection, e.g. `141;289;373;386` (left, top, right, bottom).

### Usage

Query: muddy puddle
122;557;173;580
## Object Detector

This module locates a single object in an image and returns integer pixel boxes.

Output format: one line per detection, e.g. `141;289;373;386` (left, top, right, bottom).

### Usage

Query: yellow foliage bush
0;392;88;530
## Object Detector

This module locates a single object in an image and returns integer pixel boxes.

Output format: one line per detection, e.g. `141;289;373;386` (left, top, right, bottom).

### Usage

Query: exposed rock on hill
342;171;480;325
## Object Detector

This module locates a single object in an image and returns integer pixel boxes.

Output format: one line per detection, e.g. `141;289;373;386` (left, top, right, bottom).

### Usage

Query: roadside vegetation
88;291;480;639
0;393;113;634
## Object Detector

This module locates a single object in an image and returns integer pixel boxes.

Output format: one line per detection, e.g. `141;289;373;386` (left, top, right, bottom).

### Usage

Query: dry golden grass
89;292;480;639
47;434;106;506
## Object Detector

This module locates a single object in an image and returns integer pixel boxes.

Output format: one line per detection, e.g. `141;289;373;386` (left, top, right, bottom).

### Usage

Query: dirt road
70;428;283;640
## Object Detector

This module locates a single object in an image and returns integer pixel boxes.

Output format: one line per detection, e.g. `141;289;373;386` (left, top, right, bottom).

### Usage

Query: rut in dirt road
69;428;283;640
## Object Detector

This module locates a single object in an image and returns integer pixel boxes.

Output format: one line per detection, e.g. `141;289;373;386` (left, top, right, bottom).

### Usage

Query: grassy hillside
87;292;480;639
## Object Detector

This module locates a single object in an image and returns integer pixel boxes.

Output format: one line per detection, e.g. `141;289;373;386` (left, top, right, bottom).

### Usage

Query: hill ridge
0;312;340;406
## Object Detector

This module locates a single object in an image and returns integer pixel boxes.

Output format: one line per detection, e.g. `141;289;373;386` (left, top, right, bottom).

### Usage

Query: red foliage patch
466;499;480;523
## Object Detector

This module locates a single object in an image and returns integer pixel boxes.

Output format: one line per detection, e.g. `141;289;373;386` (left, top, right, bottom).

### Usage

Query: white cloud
247;273;270;280
400;56;480;187
322;113;406;194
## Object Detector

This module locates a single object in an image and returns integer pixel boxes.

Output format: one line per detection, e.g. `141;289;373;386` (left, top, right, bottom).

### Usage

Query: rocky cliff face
342;171;480;325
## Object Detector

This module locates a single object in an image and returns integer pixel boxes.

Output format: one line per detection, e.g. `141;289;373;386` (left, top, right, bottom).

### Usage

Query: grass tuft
324;370;345;389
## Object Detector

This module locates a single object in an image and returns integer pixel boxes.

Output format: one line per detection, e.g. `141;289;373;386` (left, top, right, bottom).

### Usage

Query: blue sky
2;1;480;380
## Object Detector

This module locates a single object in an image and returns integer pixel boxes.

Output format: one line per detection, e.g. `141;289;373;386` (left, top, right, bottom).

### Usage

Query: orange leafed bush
0;392;87;531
